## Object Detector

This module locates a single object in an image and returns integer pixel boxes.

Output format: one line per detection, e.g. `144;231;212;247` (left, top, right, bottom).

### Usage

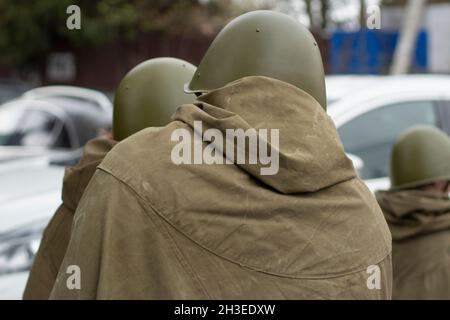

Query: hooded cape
50;76;392;299
376;190;450;299
23;138;116;299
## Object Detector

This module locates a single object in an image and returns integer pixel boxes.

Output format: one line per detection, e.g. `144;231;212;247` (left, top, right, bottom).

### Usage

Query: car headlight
0;220;47;275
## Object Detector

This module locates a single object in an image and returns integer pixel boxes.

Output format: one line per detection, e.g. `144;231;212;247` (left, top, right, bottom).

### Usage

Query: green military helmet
185;10;327;109
113;57;196;141
390;125;450;190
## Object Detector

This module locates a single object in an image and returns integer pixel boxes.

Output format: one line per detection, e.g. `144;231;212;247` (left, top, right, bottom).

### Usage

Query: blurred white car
326;75;381;104
0;86;112;299
0;86;112;165
0;158;64;299
328;75;450;191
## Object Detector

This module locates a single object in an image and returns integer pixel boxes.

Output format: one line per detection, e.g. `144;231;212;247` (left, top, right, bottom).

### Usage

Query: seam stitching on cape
97;167;212;298
98;166;392;281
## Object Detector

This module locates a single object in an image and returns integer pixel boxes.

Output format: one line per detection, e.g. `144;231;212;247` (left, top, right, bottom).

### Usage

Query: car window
2;109;61;147
53;124;72;149
436;100;450;136
0;105;23;145
338;101;437;180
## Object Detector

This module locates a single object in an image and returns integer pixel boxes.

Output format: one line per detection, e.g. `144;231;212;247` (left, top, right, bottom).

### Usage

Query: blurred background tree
1;0;449;88
0;0;233;66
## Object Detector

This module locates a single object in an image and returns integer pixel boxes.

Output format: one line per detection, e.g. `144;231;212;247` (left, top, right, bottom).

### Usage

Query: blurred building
329;1;450;74
330;29;427;74
381;2;450;73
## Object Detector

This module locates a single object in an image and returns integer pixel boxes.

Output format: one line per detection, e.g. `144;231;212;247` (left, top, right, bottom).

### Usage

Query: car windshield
0;103;60;147
0;104;23;145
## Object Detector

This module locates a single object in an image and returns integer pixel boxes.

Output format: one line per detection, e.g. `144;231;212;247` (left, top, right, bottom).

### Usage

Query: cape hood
173;76;356;194
376;189;450;240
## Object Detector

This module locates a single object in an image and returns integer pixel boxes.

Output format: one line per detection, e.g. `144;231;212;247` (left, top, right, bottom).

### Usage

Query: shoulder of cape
98;121;189;185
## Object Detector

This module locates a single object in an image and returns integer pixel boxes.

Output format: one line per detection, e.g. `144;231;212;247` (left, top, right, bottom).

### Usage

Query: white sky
231;0;381;29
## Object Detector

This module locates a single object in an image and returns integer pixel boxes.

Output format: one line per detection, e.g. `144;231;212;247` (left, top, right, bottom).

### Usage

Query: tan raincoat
50;76;392;299
23;138;116;299
376;190;450;299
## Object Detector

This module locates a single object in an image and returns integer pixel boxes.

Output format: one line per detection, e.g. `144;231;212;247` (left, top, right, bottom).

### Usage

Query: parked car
325;75;381;104
0;87;112;298
22;86;112;115
328;75;450;191
0;158;64;299
0;86;112;165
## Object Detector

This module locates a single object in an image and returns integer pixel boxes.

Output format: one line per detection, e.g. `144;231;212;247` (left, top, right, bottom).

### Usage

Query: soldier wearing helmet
23;57;195;299
50;11;391;299
376;125;450;299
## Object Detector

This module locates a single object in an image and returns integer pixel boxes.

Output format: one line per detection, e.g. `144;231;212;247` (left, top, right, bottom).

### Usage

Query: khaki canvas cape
22;138;116;299
50;76;392;299
376;190;450;299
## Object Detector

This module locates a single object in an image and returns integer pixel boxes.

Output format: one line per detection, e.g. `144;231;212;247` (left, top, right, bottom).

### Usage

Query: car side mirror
346;153;364;175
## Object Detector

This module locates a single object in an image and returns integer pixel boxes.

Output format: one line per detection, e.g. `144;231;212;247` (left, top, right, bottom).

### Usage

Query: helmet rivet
256;28;260;32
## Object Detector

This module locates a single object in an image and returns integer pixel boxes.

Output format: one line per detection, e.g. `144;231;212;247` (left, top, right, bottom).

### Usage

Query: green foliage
0;0;70;65
0;0;230;66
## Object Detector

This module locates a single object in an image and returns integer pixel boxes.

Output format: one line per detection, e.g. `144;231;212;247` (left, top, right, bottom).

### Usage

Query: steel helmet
114;57;196;141
185;10;327;109
390;125;450;190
